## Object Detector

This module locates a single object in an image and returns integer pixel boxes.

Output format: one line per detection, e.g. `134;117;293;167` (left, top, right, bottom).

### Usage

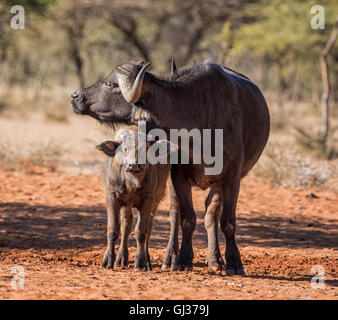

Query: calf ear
96;141;120;157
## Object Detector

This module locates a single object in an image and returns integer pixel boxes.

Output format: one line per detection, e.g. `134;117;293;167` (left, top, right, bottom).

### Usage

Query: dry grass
253;98;338;190
0;138;64;171
43;104;70;123
294;126;338;159
0;84;72;123
252;143;337;189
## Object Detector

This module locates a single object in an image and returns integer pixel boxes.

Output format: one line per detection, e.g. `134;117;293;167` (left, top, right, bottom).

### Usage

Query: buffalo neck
140;72;216;131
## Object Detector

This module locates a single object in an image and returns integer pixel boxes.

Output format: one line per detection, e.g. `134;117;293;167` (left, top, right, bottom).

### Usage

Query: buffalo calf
97;126;173;270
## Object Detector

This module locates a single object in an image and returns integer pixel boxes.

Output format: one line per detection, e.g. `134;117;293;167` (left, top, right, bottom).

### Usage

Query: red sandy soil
0;167;337;300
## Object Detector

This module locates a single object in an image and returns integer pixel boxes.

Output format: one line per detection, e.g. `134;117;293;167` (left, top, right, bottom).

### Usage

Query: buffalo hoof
161;263;170;270
161;253;177;270
208;263;223;272
134;263;152;271
100;250;115;269
174;254;194;271
173;260;193;271
174;264;193;272
226;266;246;276
134;255;152;271
114;248;128;267
207;255;224;272
161;256;170;270
134;266;152;271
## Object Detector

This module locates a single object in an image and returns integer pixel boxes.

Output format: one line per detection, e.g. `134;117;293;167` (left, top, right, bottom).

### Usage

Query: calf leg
115;207;132;267
204;188;224;271
220;162;245;276
145;212;154;271
134;200;153;271
101;194;120;269
162;176;180;270
171;166;196;271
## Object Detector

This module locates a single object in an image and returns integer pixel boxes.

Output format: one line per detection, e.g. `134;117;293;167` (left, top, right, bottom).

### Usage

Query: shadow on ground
1;202;337;251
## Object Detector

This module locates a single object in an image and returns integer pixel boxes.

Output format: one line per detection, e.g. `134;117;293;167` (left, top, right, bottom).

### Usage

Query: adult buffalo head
70;60;176;125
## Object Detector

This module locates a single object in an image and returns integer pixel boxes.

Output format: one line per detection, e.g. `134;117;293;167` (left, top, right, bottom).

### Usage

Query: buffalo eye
104;81;112;88
104;81;118;88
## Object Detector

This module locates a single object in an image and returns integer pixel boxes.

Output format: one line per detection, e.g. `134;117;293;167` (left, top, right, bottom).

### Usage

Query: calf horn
116;62;151;104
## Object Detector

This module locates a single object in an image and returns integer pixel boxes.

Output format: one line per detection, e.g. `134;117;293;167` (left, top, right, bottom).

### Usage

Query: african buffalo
71;59;270;275
96;126;173;270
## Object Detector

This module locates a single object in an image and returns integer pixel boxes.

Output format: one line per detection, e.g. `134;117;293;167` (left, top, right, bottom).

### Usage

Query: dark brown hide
72;61;270;274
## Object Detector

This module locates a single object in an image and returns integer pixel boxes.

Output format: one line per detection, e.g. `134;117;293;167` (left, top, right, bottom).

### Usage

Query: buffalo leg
134;200;153;271
115;206;132;267
162;176;180;270
205;188;224;271
145;212;154;271
171;166;196;271
101;194;120;269
220;162;245;275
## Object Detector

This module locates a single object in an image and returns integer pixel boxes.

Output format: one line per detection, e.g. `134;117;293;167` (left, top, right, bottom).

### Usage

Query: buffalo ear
96;141;120;157
169;58;178;80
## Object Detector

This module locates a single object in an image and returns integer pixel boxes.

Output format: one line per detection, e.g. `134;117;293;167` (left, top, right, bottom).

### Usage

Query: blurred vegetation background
0;0;337;187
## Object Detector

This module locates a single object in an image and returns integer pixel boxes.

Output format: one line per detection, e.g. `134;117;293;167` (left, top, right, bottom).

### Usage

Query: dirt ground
0;167;337;300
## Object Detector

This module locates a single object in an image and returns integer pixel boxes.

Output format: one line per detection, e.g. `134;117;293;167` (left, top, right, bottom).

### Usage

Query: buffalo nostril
71;91;79;99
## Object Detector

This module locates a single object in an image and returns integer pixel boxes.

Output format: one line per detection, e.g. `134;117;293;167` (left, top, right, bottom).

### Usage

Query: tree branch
320;17;338;152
